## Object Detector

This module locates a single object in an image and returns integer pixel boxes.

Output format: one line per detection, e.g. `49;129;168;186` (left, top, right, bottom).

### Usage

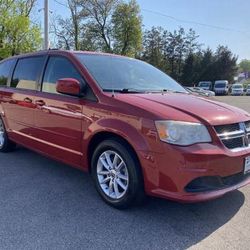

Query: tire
0;118;16;152
91;138;145;209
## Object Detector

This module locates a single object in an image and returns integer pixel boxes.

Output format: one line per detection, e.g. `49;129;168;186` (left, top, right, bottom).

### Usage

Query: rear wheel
0;118;16;152
91;139;145;209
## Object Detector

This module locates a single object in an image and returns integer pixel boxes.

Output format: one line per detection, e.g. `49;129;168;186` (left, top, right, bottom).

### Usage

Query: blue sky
36;0;250;61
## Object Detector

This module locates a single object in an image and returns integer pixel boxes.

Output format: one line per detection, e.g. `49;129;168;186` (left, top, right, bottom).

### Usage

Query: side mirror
56;78;83;96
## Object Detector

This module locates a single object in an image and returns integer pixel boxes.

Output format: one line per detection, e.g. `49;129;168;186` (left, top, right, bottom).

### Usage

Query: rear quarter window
11;56;45;90
0;59;15;86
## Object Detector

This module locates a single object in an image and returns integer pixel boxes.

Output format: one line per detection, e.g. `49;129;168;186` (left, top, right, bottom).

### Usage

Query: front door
33;56;85;168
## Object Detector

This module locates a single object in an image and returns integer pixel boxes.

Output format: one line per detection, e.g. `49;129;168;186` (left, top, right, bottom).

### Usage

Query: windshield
76;54;187;93
233;85;242;89
199;82;211;87
215;83;226;88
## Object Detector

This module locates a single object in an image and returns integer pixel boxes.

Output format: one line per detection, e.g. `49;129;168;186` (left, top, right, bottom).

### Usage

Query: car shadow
0;147;245;250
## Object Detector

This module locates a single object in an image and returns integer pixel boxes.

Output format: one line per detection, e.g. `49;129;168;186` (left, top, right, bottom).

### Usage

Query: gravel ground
0;96;250;250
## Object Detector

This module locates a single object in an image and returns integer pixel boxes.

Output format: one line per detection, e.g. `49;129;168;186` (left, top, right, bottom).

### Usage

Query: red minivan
0;50;250;208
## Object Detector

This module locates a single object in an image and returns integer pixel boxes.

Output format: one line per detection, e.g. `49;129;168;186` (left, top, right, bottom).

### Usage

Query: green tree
239;59;250;72
198;48;214;81
185;29;201;55
212;45;238;82
56;0;142;56
165;30;179;79
0;0;41;59
175;28;186;80
53;0;83;50
181;53;196;85
141;26;200;81
181;46;238;85
112;0;142;56
79;0;119;52
141;27;167;70
181;52;202;85
164;28;200;80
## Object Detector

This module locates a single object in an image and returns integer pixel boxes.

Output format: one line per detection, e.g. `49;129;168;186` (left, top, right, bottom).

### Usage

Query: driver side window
42;56;83;94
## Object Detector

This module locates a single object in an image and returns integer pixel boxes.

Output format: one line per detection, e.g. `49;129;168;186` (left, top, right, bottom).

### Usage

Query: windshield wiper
103;88;187;94
120;88;145;93
103;88;145;93
160;89;188;94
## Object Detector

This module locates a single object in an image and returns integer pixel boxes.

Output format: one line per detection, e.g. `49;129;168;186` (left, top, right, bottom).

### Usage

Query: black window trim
40;54;97;102
10;55;47;91
8;59;17;87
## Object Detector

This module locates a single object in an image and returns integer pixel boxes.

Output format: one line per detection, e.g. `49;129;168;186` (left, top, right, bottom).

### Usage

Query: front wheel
91;139;145;209
0;118;16;152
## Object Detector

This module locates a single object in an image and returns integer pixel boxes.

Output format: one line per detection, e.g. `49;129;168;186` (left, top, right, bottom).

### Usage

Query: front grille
214;123;240;134
223;137;244;149
214;121;250;151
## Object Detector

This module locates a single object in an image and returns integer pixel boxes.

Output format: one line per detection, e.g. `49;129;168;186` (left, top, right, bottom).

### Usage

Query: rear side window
42;56;82;94
11;56;45;90
0;59;15;86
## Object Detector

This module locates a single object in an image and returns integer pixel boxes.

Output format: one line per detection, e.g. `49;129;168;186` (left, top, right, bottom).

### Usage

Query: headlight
155;120;211;146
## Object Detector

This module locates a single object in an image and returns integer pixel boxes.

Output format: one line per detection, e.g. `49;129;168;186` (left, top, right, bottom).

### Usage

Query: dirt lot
0;96;250;250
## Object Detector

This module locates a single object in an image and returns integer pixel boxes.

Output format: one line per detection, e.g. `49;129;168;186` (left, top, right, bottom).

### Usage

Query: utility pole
44;0;49;50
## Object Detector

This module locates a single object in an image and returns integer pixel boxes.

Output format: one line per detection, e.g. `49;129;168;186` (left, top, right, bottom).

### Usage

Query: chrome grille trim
217;130;245;140
231;145;250;153
214;121;250;151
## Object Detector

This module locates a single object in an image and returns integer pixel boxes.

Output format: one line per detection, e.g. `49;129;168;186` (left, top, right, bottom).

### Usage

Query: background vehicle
246;85;250;95
214;80;229;95
198;81;212;90
231;83;244;96
186;87;215;97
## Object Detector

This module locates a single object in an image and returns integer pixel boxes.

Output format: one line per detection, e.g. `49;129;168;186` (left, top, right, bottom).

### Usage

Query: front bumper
150;176;250;202
139;142;250;202
185;172;250;193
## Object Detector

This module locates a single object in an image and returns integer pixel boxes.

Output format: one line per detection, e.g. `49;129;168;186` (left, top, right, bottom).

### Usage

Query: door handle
24;97;33;103
35;100;46;106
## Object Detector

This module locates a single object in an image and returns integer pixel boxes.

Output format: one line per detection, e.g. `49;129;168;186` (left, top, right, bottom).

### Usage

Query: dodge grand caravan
0;50;250;208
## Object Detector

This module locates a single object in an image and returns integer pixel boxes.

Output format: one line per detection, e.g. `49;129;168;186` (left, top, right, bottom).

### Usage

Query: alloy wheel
97;150;129;199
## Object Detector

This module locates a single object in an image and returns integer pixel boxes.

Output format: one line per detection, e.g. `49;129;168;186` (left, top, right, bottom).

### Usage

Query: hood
116;93;250;126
